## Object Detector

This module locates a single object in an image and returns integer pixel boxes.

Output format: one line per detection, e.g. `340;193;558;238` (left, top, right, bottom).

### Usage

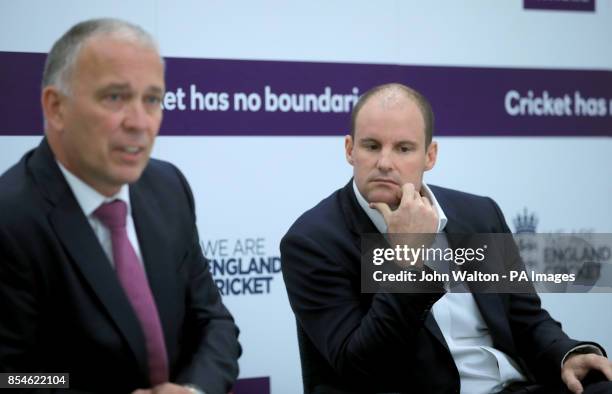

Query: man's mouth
114;145;147;163
370;178;398;186
119;145;144;154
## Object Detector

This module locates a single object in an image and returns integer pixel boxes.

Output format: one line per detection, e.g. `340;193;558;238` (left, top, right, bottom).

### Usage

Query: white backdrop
1;2;611;392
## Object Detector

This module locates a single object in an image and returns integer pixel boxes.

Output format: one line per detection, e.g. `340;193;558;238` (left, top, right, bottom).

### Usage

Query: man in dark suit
0;19;240;394
280;83;612;393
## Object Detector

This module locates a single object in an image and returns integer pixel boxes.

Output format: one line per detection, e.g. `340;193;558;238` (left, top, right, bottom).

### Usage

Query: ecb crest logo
512;208;610;292
513;208;538;234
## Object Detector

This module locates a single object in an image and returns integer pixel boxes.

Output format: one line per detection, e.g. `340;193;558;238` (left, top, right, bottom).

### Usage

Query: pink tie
94;200;169;386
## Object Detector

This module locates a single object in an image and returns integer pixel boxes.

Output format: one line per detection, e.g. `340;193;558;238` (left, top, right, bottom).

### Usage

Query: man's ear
345;134;354;165
424;140;438;171
41;86;66;132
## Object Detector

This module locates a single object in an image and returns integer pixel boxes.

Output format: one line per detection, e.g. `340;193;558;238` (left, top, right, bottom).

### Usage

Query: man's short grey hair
42;18;161;94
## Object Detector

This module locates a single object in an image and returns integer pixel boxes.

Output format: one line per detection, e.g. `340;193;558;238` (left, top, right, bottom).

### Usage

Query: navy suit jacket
281;180;594;393
0;139;240;394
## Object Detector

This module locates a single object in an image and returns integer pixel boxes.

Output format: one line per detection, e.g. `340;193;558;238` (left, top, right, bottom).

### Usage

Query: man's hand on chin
370;182;438;234
370;183;438;268
562;353;612;394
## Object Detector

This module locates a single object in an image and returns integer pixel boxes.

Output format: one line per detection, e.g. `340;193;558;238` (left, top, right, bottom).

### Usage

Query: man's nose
123;100;151;131
376;149;393;172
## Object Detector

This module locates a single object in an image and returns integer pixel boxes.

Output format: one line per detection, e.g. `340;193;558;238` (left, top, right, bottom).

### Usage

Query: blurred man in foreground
0;18;240;394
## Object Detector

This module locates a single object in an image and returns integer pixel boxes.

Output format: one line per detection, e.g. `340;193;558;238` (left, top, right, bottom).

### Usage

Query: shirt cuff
561;344;604;367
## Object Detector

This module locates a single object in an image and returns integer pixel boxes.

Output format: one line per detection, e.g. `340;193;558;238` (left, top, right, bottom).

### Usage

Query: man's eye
145;95;162;105
103;93;124;103
399;146;412;153
364;144;379;151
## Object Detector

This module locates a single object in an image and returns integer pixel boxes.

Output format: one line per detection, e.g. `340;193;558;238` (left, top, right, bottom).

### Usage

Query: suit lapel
424;312;449;351
49;196;150;376
32;139;149;379
130;182;180;367
441;199;518;359
471;294;516;357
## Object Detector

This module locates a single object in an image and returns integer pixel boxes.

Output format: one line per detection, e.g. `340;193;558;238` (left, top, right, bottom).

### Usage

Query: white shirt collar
56;161;131;217
352;180;448;233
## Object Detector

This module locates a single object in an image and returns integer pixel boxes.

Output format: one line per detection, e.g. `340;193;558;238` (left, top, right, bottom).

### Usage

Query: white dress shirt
57;162;144;269
353;181;527;393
